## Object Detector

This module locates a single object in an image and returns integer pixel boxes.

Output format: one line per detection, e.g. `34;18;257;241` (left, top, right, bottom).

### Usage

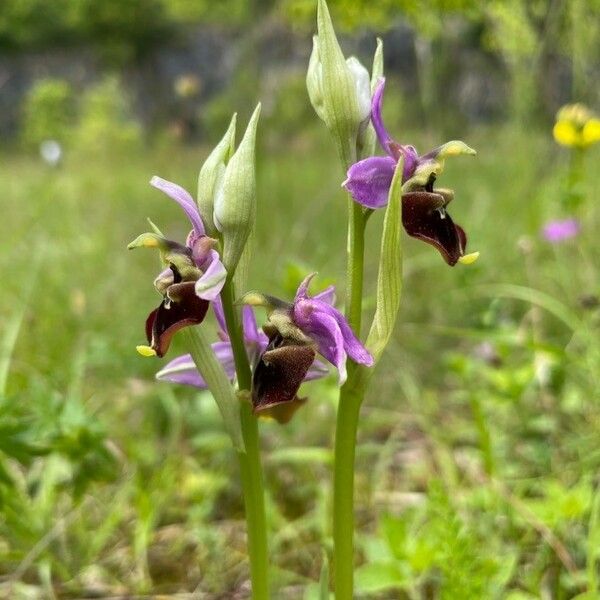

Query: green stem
565;147;585;213
345;202;367;335
221;279;252;388
333;198;368;599
221;278;270;600
333;365;368;599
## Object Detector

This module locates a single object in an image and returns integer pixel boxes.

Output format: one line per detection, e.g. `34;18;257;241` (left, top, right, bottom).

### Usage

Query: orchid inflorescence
130;171;373;420
128;1;478;597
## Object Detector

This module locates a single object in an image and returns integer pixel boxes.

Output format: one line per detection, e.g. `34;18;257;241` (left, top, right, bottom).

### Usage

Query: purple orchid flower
343;78;477;266
243;273;373;395
292;274;373;384
130;176;227;358
157;297;329;423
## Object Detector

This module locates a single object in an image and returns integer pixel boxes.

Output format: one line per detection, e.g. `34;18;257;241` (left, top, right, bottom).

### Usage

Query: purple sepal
343;156;396;209
151;176;205;237
293;274;373;384
371;78;392;153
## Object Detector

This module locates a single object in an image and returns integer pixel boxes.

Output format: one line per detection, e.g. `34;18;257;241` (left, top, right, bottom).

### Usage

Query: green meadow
2;115;600;597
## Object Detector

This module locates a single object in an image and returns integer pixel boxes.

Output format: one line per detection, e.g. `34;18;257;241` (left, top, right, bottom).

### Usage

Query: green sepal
146;218;164;237
182;327;245;452
366;156;404;362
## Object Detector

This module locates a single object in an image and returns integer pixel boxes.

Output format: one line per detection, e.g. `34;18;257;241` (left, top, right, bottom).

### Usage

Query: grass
1;121;599;598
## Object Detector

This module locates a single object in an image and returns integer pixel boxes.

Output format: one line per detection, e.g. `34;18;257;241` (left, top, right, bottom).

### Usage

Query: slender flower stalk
333;365;367;598
220;277;270;600
333;195;369;599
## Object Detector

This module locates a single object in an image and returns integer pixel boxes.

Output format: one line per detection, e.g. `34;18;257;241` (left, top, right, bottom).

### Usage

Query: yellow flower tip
128;232;166;251
136;345;157;357
458;251;480;265
440;140;477;157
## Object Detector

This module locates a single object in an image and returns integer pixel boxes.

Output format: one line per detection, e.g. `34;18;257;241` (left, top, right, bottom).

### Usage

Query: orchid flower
242;274;373;416
129;176;227;357
343;78;478;266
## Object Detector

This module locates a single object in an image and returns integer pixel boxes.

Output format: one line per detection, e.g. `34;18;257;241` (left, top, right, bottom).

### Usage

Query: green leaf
476;283;583;333
319;549;330;600
355;561;407;594
234;224;254;295
182;327;244;452
366;156;404;362
587;487;600;595
381;513;408;560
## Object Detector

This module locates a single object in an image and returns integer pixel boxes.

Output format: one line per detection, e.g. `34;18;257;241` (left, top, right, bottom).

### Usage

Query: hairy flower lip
145;281;210;358
402;192;466;266
252;334;317;416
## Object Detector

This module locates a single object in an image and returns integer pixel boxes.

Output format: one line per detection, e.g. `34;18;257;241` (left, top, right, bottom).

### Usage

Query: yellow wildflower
553;103;600;148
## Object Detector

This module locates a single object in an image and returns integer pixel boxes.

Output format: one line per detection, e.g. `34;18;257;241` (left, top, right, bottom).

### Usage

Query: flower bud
306;0;372;168
214;103;261;275
346;57;371;123
197;114;237;237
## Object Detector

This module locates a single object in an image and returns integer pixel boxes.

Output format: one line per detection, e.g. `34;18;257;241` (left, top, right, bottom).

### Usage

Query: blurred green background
2;0;600;598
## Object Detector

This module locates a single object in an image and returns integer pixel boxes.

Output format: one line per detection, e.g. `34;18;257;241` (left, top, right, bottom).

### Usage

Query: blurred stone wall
0;20;577;139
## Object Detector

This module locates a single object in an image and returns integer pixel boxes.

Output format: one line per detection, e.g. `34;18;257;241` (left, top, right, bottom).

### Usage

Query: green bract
197;113;237;238
182;327;244;452
214;104;261;276
366;156;404;362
